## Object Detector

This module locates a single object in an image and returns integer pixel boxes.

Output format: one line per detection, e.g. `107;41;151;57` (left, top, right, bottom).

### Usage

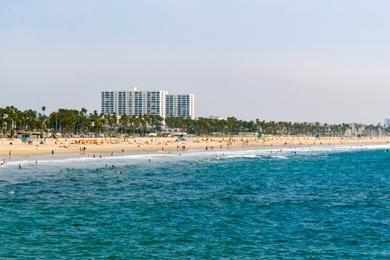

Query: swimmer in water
18;164;22;169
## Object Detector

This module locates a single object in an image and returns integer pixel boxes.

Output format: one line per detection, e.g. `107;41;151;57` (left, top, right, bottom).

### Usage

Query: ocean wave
1;144;390;168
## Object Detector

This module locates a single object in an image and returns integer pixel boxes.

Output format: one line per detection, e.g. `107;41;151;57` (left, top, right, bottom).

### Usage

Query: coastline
1;136;390;160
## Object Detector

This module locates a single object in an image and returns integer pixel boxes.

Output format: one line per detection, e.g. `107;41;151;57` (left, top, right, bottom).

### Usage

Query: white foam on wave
272;155;288;159
1;143;390;169
0;152;177;169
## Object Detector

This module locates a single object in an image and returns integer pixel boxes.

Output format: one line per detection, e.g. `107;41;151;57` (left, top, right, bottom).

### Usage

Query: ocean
0;145;389;258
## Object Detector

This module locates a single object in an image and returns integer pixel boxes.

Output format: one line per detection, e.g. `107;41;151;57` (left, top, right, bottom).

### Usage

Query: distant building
209;116;224;120
101;88;167;118
165;94;195;119
101;91;116;114
345;123;366;136
101;88;194;119
384;119;390;128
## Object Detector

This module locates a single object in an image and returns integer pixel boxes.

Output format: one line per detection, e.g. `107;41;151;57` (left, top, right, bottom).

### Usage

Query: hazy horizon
1;0;390;124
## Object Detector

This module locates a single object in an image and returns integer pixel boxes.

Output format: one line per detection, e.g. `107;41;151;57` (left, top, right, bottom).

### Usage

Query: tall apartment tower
166;94;195;119
101;88;167;118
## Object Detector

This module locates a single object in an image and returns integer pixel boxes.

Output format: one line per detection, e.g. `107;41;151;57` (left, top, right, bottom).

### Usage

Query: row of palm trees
165;117;372;136
0;106;387;137
0;106;165;137
46;109;165;135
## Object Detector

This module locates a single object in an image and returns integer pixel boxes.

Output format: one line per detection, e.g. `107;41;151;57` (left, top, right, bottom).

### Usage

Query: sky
1;0;390;124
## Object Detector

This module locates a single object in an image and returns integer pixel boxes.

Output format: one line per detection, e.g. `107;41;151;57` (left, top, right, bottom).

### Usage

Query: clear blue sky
1;0;390;123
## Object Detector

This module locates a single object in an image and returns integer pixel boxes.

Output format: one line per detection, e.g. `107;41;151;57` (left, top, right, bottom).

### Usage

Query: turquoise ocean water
0;146;389;258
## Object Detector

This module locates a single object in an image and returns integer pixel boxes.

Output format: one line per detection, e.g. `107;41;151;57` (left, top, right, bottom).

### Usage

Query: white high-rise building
101;88;167;118
101;88;195;119
166;94;195;119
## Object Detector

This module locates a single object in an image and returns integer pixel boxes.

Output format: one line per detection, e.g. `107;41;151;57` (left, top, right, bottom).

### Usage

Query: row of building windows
101;91;194;118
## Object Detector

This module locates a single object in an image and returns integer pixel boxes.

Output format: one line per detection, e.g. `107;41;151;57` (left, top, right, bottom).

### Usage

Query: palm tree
119;114;130;133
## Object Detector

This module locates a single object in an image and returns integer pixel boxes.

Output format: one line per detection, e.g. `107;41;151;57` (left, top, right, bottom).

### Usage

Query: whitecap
1;143;390;168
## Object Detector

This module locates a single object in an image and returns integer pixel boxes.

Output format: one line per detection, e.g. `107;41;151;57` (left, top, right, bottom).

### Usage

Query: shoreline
1;143;390;169
1;136;390;162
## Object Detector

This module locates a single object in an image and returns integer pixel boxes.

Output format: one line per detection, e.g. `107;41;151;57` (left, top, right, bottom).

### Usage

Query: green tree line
0;106;387;137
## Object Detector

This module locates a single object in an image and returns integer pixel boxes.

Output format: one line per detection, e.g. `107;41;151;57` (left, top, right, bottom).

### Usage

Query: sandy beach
1;136;390;159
